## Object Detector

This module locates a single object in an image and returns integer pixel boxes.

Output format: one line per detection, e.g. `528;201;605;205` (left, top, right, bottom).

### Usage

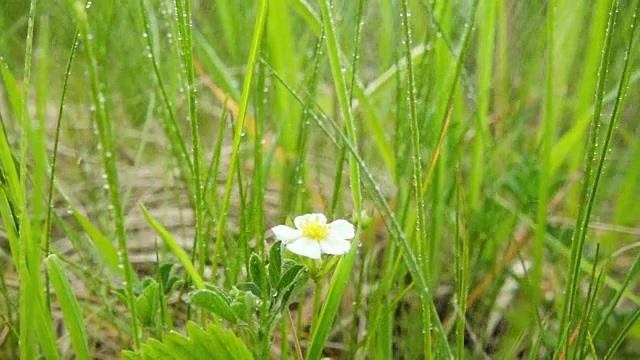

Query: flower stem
312;277;324;330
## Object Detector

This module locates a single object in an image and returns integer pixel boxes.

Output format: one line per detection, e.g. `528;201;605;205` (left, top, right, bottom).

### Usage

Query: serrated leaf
163;332;201;360
121;351;138;360
144;338;174;359
186;321;231;358
130;321;253;360
188;289;237;323
204;322;253;360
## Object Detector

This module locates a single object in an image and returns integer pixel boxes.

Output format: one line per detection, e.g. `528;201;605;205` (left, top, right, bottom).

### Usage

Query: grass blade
213;0;268;282
306;0;364;358
45;255;90;360
67;0;141;348
140;203;205;290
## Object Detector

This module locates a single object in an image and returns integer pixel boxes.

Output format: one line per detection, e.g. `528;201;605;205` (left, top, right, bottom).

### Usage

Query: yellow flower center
300;220;328;240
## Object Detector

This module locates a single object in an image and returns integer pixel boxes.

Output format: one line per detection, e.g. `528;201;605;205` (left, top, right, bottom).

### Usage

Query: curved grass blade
69;207;124;277
44;29;79;314
140;204;205;290
213;0;268;282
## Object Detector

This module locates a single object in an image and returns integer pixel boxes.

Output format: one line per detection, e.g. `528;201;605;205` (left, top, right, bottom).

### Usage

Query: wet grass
1;0;640;358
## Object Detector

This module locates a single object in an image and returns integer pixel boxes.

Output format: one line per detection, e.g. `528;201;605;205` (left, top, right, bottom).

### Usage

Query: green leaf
121;351;139;360
144;338;173;359
114;288;128;305
275;264;307;312
268;241;282;287
276;264;305;294
136;295;151;327
230;289;260;321
188;289;238;324
45;254;90;360
186;321;224;357
163;332;204;360
200;322;253;360
158;263;175;285
236;282;261;298
158;263;185;294
129;321;253;360
249;254;268;294
136;282;160;327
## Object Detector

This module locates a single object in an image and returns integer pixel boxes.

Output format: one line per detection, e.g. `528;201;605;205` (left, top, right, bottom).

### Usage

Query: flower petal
294;213;327;229
271;225;302;244
286;238;322;259
326;220;355;241
319;238;351;255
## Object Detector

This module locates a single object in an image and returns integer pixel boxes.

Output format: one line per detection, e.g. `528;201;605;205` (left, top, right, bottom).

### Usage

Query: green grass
1;0;640;358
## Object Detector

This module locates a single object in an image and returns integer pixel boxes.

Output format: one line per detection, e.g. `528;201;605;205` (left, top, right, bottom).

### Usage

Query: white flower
271;213;355;259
